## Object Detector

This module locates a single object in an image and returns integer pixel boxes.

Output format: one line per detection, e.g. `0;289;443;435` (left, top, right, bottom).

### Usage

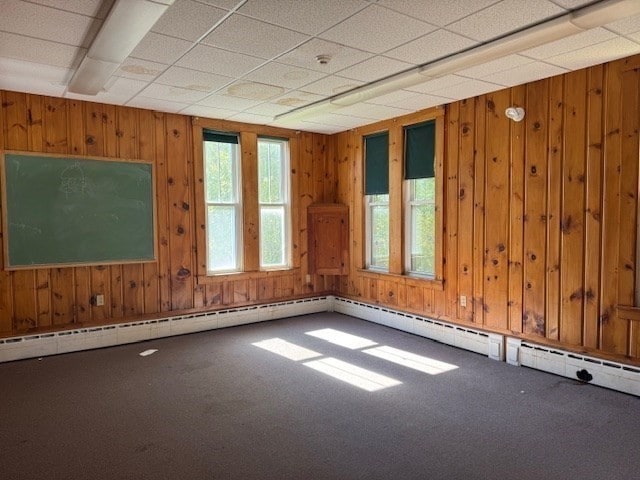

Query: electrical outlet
305;274;311;284
460;295;467;308
96;294;104;306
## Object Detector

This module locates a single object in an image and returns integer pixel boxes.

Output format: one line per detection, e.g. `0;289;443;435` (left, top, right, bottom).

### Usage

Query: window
258;137;290;269
364;132;389;271
203;130;241;273
404;121;436;276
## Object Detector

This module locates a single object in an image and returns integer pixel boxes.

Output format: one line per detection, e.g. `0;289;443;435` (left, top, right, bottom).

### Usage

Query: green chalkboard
2;152;155;268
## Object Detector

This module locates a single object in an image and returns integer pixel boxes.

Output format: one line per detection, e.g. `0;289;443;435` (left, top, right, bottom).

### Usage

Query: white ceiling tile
302;75;365;96
197;0;245;10
629;31;640;44
176;45;264;77
430;78;504;100
605;13;640;35
338;56;414;82
272;90;324;108
386;29;478;64
239;0;368;35
0;31;82;69
377;0;499;27
244;62;326;89
130;32;193;64
302;112;374;128
521;28;618;60
152;0;228;41
126;96;190;113
447;0;565;42
155;66;233;92
244;102;291;116
333;102;411;120
550;0;596;8
276;38;373;74
201;14;309;59
223;81;286;101
26;0;113;18
0;1;94;47
180;104;238;119
293;121;343;134
198;93;263;110
0;72;67;97
320;4;437;54
456;54;533;79
0;57;72;85
482;61;568;87
140;83;210;103
116;58;167;80
365;89;418;105
545;37;640;71
228;111;272;124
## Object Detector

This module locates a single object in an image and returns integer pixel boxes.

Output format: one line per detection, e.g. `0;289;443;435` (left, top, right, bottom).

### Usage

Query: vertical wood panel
51;268;74;325
445;102;459;319
508;85;526;333
546;76;564;341
154;113;171;312
388;126;403;275
298;132;314;292
166;114;194;310
483;90;511;330
457;99;474;322
241;131;259;273
36;269;51;327
600;61;626;354
74;267;91;323
472;96;487;324
13;270;37;330
90;266;110;321
523;80;549;337
583;65;604;349
43;96;68;153
3;91;29;149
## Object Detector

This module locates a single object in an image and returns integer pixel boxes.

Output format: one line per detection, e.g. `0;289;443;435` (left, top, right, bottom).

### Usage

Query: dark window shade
203;129;239;144
405;120;435;179
364;132;389;195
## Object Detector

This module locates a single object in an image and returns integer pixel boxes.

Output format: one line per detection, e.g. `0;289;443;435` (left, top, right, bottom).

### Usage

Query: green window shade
203;129;238;144
364;132;389;195
405;120;435;179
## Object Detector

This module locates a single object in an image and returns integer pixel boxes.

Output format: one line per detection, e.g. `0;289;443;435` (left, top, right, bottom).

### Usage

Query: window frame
257;137;291;270
203;134;242;274
404;177;436;278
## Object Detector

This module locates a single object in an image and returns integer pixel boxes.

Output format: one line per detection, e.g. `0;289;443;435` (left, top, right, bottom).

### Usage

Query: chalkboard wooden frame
0;150;158;270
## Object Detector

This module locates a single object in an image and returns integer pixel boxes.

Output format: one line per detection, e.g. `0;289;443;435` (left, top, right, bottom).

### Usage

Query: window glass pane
207;205;236;272
205;142;235;203
260;206;285;266
259;142;283;203
370;204;389;269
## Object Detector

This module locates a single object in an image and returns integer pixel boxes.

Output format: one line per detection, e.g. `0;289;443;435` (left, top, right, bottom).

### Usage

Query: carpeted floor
1;312;639;480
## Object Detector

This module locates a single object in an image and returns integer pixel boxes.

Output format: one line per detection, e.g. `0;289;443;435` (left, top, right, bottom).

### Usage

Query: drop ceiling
1;0;640;134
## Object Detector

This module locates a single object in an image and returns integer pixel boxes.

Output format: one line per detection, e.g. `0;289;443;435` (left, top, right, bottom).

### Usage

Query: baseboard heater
1;295;639;397
0;296;330;363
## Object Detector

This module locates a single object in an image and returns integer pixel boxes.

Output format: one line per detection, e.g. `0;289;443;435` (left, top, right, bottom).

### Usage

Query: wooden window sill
356;269;444;291
197;267;299;284
617;305;640;322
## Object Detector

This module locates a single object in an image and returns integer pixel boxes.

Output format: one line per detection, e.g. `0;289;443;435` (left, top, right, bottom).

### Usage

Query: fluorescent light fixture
275;0;640;122
68;0;175;95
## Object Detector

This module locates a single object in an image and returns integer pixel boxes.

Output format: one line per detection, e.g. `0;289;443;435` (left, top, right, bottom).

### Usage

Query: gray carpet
1;312;638;480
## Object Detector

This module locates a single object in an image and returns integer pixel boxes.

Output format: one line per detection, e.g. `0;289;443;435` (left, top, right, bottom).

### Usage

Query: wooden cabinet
308;204;349;276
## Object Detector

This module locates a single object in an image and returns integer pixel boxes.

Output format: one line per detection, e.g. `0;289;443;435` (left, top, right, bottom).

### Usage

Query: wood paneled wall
0;91;335;336
335;55;640;363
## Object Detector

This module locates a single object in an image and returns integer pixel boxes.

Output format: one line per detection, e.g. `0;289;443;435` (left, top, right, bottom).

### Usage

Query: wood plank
483;90;511;330
206;282;223;307
110;265;124;318
600;60;627;355
51;267;75;325
84;103;105;157
289;136;301;279
122;264;144;317
67;100;85;155
74;266;91;323
473;95;487;325
166;114;194;310
117;107;138;160
27;94;44;151
241;131;260;272
298;132;314;292
546;75;564;341
523;80;549;337
388;125;403;275
154;112;171;312
445;102;460;319
583;64;604;349
143;262;160;314
90;265;110;321
36;269;51;327
103;104;117;158
508;85;526;334
43;96;68;153
3;91;28;150
12;270;37;330
457;98;475;323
